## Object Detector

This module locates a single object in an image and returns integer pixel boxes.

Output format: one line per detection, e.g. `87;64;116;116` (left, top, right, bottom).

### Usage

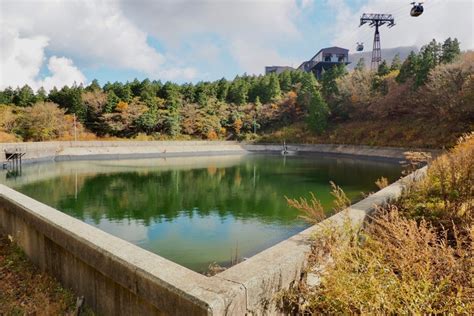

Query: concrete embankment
0;141;432;315
0;140;439;163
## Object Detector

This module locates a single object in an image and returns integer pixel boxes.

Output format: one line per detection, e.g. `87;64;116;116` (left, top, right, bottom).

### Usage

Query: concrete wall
1;141;439;164
0;141;431;315
0;184;246;315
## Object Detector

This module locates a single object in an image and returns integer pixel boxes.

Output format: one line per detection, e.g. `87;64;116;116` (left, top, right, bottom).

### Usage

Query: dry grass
286;182;351;224
0;236;92;315
375;176;388;189
279;208;473;314
0;131;20;142
258;117;472;149
278;133;474;314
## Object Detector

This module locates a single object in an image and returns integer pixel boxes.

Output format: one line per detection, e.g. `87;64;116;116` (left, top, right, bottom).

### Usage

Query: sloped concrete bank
0;141;430;315
1;141;439;164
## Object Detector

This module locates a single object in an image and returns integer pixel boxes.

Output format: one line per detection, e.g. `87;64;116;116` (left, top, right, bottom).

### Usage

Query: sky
0;0;473;90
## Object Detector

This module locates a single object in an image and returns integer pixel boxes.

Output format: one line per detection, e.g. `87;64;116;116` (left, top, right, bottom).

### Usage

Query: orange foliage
233;118;243;135
0;131;20;142
207;129;218;140
116;101;128;112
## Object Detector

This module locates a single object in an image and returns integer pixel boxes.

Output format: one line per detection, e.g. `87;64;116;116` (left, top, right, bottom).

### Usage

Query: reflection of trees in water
17;156;401;225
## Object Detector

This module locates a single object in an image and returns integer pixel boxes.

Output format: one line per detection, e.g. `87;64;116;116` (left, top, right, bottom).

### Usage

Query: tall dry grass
278;133;474;314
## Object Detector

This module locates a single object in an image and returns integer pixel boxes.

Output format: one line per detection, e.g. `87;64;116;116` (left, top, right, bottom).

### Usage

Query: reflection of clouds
87;218;149;245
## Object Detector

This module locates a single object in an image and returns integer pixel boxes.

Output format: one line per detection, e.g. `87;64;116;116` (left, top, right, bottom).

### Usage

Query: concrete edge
1;141;440;165
0;184;246;315
213;166;427;313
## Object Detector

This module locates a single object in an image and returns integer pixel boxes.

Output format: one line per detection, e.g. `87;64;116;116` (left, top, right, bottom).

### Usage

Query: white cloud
0;26;85;91
0;26;49;89
1;0;165;74
38;56;87;91
157;67;198;81
329;0;473;52
119;0;306;74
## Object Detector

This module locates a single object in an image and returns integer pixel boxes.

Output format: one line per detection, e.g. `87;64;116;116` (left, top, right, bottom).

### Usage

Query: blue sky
1;0;472;90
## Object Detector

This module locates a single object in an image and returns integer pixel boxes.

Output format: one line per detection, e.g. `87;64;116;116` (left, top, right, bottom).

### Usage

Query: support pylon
371;25;382;69
359;13;395;71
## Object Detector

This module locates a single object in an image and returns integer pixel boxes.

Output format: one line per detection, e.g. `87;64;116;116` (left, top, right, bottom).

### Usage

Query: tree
36;87;47;102
18;102;71;141
0;87;14;104
377;60;390;76
86;79;101;92
441;38;461;64
101;98;148;137
227;77;249;105
396;51;418;83
267;73;282;102
82;90;108;134
355;58;366;72
13;85;35;107
306;90;329;134
49;85;86;121
415;39;442;87
279;70;293;92
216;78;229;102
390;54;402;71
321;64;346;100
297;72;319;111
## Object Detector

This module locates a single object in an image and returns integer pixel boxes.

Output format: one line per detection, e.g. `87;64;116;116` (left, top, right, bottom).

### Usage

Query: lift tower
359;13;395;69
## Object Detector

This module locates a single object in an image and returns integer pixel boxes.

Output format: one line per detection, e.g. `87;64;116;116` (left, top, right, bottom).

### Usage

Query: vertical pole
371;22;381;70
73;113;77;142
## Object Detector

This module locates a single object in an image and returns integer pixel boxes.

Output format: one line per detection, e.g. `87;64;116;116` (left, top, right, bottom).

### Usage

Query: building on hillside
264;46;350;79
297;47;350;79
264;66;295;75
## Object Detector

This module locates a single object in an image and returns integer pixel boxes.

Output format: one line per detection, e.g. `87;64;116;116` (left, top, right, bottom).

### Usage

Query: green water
1;154;401;272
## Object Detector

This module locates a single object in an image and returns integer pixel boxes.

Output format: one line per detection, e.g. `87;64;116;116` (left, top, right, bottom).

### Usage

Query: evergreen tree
441;37;461;64
86;79;101;92
396;51;418;83
37;87;47;101
13;85;35;107
415;40;441;87
216;78;229;102
321;64;346;99
267;73;281;102
390;54;402;71
227;77;249;105
307;90;329;134
297;72;318;111
0;87;14;104
278;70;292;92
377;60;390;76
105;91;119;113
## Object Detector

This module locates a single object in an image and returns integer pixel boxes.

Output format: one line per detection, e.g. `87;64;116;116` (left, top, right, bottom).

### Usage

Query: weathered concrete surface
0;141;431;315
244;143;439;161
0;184;246;315
214;167;427;314
0;141;247;164
1;141;439;164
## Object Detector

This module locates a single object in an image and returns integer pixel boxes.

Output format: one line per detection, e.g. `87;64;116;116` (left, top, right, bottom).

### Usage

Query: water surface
1;154;401;272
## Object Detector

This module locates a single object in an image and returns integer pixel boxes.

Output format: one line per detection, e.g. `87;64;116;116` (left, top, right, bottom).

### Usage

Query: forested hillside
0;38;472;148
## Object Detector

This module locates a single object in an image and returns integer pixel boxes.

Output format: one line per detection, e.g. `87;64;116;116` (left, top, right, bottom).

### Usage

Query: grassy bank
258;118;472;149
0;235;92;315
279;133;473;314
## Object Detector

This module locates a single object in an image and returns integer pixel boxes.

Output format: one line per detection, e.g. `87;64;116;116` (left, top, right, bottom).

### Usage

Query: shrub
18;102;73;141
280;209;472;314
279;135;474;314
